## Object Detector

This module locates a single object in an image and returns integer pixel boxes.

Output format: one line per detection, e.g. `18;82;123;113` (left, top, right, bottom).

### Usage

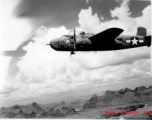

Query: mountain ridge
0;85;152;118
83;85;152;109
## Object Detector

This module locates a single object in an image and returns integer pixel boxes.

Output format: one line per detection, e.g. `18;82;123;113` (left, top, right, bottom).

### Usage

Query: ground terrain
0;85;152;119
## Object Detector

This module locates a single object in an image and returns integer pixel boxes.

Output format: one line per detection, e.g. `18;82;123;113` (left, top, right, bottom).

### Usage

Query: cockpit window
80;31;85;35
61;36;67;39
62;35;73;40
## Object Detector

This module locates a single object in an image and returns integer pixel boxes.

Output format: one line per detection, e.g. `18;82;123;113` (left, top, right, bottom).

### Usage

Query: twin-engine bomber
47;27;151;55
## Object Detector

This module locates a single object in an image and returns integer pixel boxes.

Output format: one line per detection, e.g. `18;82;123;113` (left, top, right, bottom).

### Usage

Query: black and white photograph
0;0;151;119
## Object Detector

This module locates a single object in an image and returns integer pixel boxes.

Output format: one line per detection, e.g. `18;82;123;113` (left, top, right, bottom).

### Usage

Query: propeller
70;28;76;56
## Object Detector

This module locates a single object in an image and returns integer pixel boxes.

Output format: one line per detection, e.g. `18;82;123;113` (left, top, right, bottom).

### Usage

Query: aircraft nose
49;39;58;50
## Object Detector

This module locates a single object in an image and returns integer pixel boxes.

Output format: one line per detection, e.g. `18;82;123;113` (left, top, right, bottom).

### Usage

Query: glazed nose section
49;39;58;50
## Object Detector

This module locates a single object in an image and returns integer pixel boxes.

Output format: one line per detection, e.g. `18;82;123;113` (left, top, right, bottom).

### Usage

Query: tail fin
137;27;147;36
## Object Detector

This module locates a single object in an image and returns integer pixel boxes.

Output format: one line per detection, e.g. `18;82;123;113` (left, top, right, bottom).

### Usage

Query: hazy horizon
1;76;151;108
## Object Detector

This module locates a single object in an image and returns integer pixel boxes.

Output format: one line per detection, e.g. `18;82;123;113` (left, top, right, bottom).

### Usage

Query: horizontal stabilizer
89;28;124;49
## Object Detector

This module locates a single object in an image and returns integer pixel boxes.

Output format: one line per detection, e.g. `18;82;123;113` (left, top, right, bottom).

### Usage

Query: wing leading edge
89;28;124;50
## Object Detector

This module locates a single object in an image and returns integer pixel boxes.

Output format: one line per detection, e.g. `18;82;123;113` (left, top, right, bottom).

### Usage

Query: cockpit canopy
79;31;86;35
62;35;73;39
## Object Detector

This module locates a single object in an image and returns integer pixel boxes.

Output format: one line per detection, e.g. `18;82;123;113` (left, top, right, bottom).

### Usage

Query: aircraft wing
89;28;124;49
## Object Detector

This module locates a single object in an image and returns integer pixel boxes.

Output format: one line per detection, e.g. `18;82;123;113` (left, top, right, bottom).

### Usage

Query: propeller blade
73;28;76;50
70;28;76;56
70;51;75;56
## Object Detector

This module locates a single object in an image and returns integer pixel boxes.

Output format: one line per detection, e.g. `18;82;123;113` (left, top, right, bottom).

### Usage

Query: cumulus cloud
86;0;89;4
111;0;132;21
0;0;32;89
0;0;151;105
77;0;151;68
111;0;151;35
86;0;102;4
1;53;150;102
0;0;32;51
80;0;151;35
136;5;151;35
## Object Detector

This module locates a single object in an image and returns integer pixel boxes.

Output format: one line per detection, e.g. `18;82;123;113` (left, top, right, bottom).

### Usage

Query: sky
0;0;151;107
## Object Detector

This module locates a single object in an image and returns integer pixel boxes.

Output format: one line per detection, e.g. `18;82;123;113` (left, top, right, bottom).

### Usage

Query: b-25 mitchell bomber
47;27;151;55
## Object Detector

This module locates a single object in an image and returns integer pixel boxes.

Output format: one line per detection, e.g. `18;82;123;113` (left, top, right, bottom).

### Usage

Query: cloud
0;56;11;88
111;0;131;20
81;0;151;35
1;54;150;103
86;0;89;4
86;0;102;4
136;5;151;35
0;0;32;89
0;0;151;105
110;0;151;35
0;0;32;51
77;0;151;68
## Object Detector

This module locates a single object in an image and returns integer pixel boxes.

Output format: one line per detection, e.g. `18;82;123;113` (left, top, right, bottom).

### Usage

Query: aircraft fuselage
48;27;151;53
50;35;149;51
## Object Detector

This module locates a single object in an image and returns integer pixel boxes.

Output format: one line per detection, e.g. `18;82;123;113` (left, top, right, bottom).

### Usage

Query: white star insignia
131;37;138;45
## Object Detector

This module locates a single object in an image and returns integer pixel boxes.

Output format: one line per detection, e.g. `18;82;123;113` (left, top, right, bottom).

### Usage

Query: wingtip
111;27;124;32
